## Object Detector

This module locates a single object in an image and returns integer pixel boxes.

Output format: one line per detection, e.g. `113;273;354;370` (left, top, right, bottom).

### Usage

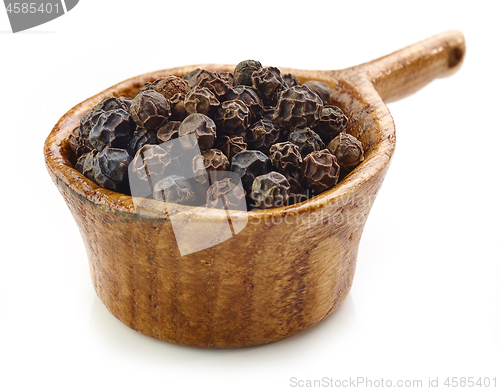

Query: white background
1;1;498;390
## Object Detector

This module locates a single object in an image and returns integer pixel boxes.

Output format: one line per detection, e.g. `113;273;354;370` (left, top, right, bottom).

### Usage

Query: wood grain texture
44;31;464;348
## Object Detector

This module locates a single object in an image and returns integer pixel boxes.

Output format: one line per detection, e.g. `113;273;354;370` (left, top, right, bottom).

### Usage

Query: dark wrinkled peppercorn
247;119;281;153
93;96;129;113
251;66;285;106
182;68;201;82
302;149;340;193
74;152;86;173
206;177;246;210
157;121;181;144
283;73;301;88
218;72;234;86
130;90;170;130
286;176;308;205
89;109;134;152
151;75;189;100
188;69;231;100
260;105;275;121
168;93;188;121
79;110;105;140
288;127;325;157
234;60;262;86
304;80;330;105
216;135;248;160
184;86;220;115
251;171;290;209
214;99;250;136
136;82;153;96
129;144;172;186
118;96;133;111
169;146;199;179
93;147;133;192
69;126;91;157
75;149;98;182
231;150;270;192
269;141;303;173
152;175;196;204
192;148;230;185
314;105;348;143
328;133;364;171
272;85;323;133
80;95;130;144
128;127;158;156
224;86;263;121
178;113;217;150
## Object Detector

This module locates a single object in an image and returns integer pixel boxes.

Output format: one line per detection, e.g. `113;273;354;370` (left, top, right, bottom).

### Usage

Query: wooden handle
357;30;465;103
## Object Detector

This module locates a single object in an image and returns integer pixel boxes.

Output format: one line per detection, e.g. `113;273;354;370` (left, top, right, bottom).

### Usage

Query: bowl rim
44;64;396;222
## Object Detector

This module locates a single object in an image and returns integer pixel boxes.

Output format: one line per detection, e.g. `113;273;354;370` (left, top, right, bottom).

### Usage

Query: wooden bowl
44;31;465;348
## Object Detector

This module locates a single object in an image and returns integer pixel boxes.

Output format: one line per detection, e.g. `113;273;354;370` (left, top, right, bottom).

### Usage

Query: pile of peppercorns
70;60;364;210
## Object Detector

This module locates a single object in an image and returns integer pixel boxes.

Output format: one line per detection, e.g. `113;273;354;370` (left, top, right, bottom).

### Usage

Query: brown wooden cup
44;31;465;348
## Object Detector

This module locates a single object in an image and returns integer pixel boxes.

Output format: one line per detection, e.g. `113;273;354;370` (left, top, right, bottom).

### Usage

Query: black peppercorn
170;147;199;180
168;93;188;121
129;144;172;186
314;105;348;143
74;152;86;173
69;126;91;157
224;86;263;121
247;119;281;153
152;174;196;205
93;147;133;192
259;105;275;121
302;149;340;193
136;82;153;97
272;85;323;133
327;133;364;171
269;141;303;173
79;110;105;140
182;68;201;82
206;177;246;210
231;149;270;193
288;127;325;157
251;66;285;106
218;72;234;86
184;86;220;115
283;73;301;88
304;80;330;105
89;109;134;152
150;75;189;100
188;69;231;100
178;113;217;151
234;60;262;86
118;96;133;111
286;176;308;205
130;90;171;130
128;127;158;156
93;96;129;113
192;149;230;185
214;99;250;136
157;121;181;144
75;149;98;182
216;135;248;160
251;171;290;209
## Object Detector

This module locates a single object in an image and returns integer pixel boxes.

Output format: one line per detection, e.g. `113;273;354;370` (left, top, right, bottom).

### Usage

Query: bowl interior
44;64;395;220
